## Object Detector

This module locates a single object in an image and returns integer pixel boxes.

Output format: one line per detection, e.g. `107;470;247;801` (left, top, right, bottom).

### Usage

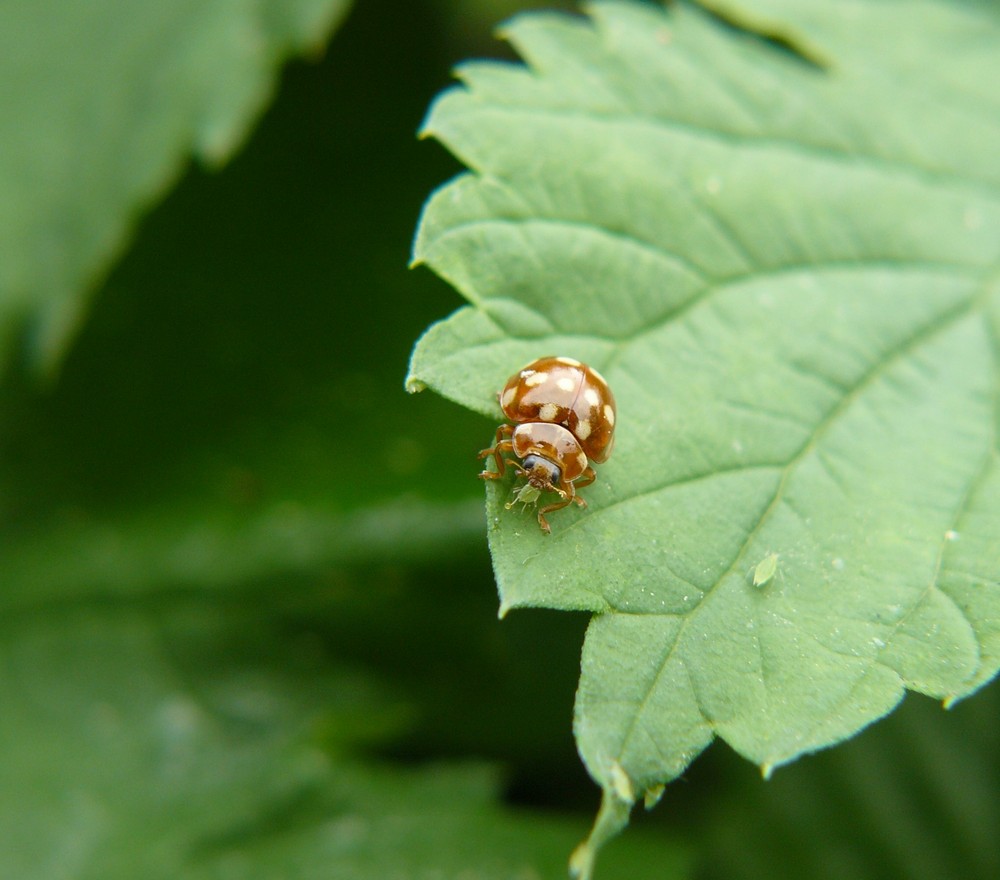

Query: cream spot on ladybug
590;367;609;386
577;452;588;469
583;388;600;407
576;418;592;440
538;402;559;422
604;404;615;426
500;387;516;408
555;356;581;366
524;371;549;387
556;376;575;392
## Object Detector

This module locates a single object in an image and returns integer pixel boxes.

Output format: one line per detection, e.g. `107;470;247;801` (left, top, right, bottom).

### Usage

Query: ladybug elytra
478;356;616;533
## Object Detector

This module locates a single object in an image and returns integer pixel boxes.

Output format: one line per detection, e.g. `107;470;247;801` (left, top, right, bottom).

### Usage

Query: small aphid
505;481;542;511
750;552;780;588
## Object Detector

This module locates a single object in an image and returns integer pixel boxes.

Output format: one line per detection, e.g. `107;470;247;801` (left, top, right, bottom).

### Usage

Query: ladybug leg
536;479;576;533
571;466;596;508
478;424;514;479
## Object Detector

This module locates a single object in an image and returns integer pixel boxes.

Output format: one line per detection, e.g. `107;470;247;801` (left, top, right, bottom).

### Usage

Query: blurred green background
0;0;996;877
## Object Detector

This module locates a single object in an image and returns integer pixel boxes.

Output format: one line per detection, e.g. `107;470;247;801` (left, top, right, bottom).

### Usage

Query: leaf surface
408;0;1000;855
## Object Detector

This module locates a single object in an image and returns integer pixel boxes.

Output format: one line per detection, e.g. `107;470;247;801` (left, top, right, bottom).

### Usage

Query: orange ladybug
478;356;616;533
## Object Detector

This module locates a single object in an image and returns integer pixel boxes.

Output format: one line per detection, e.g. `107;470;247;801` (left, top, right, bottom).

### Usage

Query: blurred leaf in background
0;0;352;373
0;598;692;880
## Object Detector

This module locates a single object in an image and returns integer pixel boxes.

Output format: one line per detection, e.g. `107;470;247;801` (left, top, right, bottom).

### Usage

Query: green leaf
409;0;1000;868
0;605;691;879
0;0;350;374
0;605;391;879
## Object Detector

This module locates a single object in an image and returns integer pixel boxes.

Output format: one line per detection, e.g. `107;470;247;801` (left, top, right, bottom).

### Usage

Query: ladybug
478;356;616;533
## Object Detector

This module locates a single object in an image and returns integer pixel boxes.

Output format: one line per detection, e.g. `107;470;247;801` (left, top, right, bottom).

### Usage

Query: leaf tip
643;783;666;810
760;761;775;780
